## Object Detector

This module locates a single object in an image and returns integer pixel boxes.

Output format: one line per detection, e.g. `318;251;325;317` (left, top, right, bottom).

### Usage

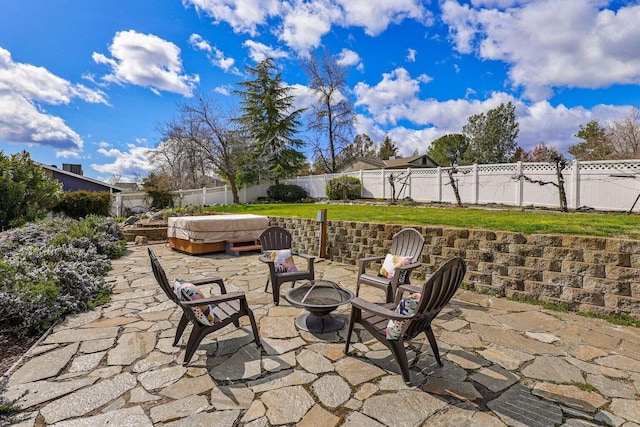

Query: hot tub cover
167;214;269;243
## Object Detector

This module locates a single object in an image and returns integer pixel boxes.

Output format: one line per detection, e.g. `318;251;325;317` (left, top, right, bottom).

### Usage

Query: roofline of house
37;162;123;192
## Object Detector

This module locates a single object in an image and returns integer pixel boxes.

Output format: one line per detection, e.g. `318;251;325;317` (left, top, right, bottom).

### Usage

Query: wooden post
318;209;327;259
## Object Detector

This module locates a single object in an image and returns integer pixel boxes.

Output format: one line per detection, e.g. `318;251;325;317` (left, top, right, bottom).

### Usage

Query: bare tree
608;107;640;159
156;96;248;203
303;51;356;173
514;142;568;212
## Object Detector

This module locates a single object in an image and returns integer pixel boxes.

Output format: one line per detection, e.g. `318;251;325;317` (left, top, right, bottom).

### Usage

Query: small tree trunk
555;162;568;212
448;169;462;206
228;176;240;204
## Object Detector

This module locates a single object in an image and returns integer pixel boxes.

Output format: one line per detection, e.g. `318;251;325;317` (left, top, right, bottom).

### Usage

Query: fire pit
284;280;354;333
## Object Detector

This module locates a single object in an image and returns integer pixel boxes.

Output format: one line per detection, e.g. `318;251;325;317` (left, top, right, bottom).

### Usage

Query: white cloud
214;85;233;95
189;33;240;74
0;47;107;151
336;48;362;70
243;40;289;62
442;0;640;100
184;0;282;36
279;1;341;54
93;30;199;96
354;66;633;155
335;0;433;36
406;48;417;62
91;144;154;177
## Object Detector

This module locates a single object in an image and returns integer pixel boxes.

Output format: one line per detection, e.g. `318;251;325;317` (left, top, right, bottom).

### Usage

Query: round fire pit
284;280;354;333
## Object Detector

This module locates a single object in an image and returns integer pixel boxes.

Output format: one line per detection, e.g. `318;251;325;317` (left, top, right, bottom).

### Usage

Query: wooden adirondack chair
345;256;467;384
355;227;425;303
148;248;261;365
259;226;315;305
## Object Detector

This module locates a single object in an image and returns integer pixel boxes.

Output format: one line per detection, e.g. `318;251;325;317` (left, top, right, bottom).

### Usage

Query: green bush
267;184;308;202
0;151;63;230
326;176;361;200
146;189;175;209
54;190;112;219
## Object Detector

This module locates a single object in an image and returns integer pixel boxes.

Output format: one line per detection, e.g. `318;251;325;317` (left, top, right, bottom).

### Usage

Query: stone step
225;238;262;256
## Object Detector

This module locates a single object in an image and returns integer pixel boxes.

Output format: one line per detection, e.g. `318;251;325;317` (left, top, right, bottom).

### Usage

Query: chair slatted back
405;257;466;340
389;228;425;262
260;226;293;251
148;248;178;303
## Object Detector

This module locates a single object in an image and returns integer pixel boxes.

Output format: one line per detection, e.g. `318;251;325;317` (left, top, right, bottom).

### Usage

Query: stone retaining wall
268;217;640;317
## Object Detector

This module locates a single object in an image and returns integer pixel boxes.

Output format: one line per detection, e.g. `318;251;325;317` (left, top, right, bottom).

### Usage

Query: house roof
38;163;123;193
340;154;440;172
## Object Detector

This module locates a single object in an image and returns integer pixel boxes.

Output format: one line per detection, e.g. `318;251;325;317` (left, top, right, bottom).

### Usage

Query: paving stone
261;337;306;355
471;325;564;355
344;398;362;409
587;374;636;399
43;327;119;344
488;384;563;427
470;365;519;392
428;404;508;426
354;382;379;400
241;400;266;423
140;309;174;321
423;377;483;400
567;357;628;379
84;316;138;328
521;356;584;383
596;355;640;373
138;365;187;391
215;328;259;356
334;357;385;386
59;310;102;329
341;411;385;427
88;366;122;379
439;318;469;331
594;410;626;427
129;386;161;403
210;344;261;381
262;350;296;372
210;384;255;410
79;338;116;354
418;357;468;381
29;343;59;356
132;351;176;373
68;351;105;373
3;377;97;409
494;311;562;333
445;348;492;369
147;319;174;332
312;374;351;407
561;343;609;361
149;394;211;423
51;406;152;427
438;330;484;348
532;382;608;413
40;373;136;424
297;404;340;427
362;389;448;427
562;419;600;426
478;345;534;370
160;374;215;400
107;331;157;365
155;337;182;353
297;349;334;374
378;375;411;391
125;320;156;330
260;316;298;338
163;410;241;427
554;324;621;349
248;369;318;393
609;399;640;422
10;343;79;384
260;385;315;425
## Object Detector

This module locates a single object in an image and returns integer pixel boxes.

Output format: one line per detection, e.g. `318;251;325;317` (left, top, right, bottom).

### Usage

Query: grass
570;382;597;392
203;203;640;239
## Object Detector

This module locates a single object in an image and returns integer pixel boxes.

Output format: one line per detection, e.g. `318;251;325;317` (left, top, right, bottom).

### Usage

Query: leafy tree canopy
463;101;519;164
427;133;469;166
568;120;612;161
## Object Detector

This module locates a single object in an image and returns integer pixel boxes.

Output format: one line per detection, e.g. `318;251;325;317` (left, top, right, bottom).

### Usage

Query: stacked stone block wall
268;217;640;317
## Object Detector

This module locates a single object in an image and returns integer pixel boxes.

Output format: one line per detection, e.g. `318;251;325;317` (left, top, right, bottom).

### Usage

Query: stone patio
3;243;640;426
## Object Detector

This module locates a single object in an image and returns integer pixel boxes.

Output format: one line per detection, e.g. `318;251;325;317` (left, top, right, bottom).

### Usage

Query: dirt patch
0;334;37;378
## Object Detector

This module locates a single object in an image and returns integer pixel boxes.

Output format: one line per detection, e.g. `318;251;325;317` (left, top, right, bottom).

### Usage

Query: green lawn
203;203;640;239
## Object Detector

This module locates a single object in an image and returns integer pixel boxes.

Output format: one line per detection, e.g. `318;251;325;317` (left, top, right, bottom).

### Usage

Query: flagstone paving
3;243;640;426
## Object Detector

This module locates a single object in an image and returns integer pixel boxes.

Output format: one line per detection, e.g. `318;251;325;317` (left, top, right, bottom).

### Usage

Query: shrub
54;190;112;219
0;216;125;337
326;176;361;200
0;151;63;230
267;184;308;202
145;189;175;209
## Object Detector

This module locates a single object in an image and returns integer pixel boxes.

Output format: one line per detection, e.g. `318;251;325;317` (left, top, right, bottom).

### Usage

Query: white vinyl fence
111;160;640;215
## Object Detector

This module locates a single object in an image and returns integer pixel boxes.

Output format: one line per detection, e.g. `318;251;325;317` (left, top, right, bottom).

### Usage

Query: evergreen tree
463;102;519;164
568;120;613;160
378;135;399;160
234;58;306;184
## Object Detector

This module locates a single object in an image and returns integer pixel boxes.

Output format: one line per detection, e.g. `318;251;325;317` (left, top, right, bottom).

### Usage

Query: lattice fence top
579;160;640;173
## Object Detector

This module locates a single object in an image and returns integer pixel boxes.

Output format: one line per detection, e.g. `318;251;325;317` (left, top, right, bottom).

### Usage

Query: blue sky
1;0;639;182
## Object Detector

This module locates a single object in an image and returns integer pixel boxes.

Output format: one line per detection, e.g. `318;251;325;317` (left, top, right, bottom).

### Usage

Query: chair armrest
358;255;384;274
189;277;227;294
181;292;246;305
394;284;423;303
259;255;273;264
351;297;413;321
296;252;315;261
389;262;422;288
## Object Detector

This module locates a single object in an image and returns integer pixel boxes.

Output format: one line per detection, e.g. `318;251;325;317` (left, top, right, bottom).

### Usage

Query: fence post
437;167;442;202
359;170;364;198
382;169;386;199
473;164;479;204
116;193;122;217
516;161;523;207
407;168;412;200
224;185;229;205
572;160;580;209
202;187;206;206
243;184;247;203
